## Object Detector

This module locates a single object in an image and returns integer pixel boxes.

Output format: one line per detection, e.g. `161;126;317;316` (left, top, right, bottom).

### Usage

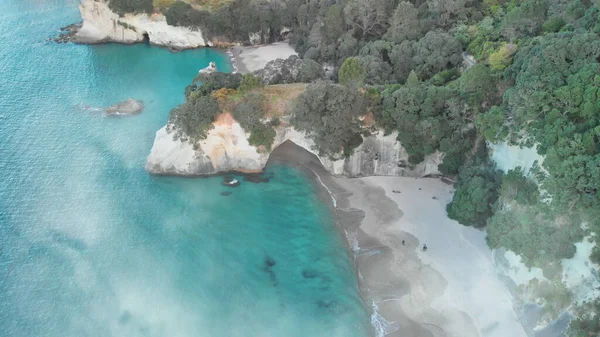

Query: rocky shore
60;0;208;50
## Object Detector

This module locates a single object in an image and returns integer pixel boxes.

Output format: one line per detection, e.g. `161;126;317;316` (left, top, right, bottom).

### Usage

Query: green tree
321;5;345;42
488;43;515;71
338;57;366;87
247;123;276;148
239;74;264;92
459;64;496;105
297;59;323;82
109;0;154;15
290;83;367;156
568;300;600;337
382;79;474;165
165;1;207;28
167;96;221;146
503;33;600;214
191;72;243;97
542;17;566;33
385;1;419;44
486;205;581;266
475;106;508;143
446;161;502;227
390;32;463;82
500;168;539;205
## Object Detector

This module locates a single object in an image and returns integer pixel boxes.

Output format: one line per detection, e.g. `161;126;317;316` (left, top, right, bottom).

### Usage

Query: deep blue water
0;1;370;336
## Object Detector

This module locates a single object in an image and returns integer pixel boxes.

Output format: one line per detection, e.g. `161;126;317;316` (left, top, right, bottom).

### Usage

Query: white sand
489;142;544;175
334;176;528;337
233;42;297;73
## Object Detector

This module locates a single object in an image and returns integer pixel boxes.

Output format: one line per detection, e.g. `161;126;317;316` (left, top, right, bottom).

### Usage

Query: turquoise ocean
0;1;371;336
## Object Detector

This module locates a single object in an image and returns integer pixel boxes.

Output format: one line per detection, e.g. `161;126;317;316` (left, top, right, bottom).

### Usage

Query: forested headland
110;0;600;334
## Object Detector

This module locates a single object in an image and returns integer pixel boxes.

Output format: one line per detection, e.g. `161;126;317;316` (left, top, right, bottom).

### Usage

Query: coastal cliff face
75;0;208;49
146;122;443;178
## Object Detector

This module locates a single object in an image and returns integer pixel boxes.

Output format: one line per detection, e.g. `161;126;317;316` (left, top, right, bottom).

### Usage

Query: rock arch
267;140;327;171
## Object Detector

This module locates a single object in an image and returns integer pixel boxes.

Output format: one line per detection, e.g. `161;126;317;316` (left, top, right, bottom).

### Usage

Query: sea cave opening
267;140;327;174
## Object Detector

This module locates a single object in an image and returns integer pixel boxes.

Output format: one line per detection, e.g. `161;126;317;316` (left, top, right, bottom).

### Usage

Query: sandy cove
333;176;529;337
229;42;297;74
228;42;528;336
268;142;528;337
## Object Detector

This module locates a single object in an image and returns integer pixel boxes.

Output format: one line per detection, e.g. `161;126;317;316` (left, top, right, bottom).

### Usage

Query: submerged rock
104;99;144;116
54;23;82;43
221;191;232;196
302;269;319;279
244;174;270;183
264;257;276;268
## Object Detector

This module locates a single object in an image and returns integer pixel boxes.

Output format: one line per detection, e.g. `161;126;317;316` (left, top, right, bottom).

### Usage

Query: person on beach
402;240;405;245
422;244;427;251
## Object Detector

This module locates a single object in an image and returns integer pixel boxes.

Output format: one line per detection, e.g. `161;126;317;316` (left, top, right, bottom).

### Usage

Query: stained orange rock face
214;112;236;127
361;112;375;128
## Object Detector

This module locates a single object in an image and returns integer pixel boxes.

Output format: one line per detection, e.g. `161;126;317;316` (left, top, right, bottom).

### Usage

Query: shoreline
267;141;529;337
54;24;293;76
267;141;416;337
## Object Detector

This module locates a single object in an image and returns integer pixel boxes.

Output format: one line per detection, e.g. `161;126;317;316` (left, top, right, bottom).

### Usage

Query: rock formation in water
104;98;144;116
199;62;217;75
146;119;443;178
72;0;208;50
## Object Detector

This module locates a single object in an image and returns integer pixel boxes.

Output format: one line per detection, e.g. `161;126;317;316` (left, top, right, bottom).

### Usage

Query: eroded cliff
145;116;443;178
74;0;208;49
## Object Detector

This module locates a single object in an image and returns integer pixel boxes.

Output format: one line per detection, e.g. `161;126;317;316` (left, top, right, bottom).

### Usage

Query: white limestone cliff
146;122;443;177
75;0;208;49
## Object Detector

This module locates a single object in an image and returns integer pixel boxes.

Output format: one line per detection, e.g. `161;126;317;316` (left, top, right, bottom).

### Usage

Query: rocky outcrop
104;98;144;116
199;62;217;74
73;0;208;50
146;121;443;177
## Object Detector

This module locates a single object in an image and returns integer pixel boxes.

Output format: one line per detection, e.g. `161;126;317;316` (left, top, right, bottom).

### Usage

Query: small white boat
222;177;240;187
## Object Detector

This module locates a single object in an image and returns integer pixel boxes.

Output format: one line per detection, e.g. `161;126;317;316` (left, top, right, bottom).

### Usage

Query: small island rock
199;62;217;75
104;99;144;116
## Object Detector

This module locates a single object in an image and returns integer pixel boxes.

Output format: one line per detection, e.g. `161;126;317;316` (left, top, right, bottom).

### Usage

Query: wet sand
267;141;528;337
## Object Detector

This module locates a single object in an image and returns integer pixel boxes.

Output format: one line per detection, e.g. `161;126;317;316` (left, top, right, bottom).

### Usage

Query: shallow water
0;1;370;336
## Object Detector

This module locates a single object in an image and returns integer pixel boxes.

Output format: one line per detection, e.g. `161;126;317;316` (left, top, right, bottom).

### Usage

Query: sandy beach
240;41;530;336
230;42;297;74
268;141;528;337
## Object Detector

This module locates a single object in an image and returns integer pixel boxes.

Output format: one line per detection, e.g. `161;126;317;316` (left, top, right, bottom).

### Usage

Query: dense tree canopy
338;57;366;87
290;83;367;157
109;0;153;15
167;95;220;146
503;32;600;213
446;161;502;228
